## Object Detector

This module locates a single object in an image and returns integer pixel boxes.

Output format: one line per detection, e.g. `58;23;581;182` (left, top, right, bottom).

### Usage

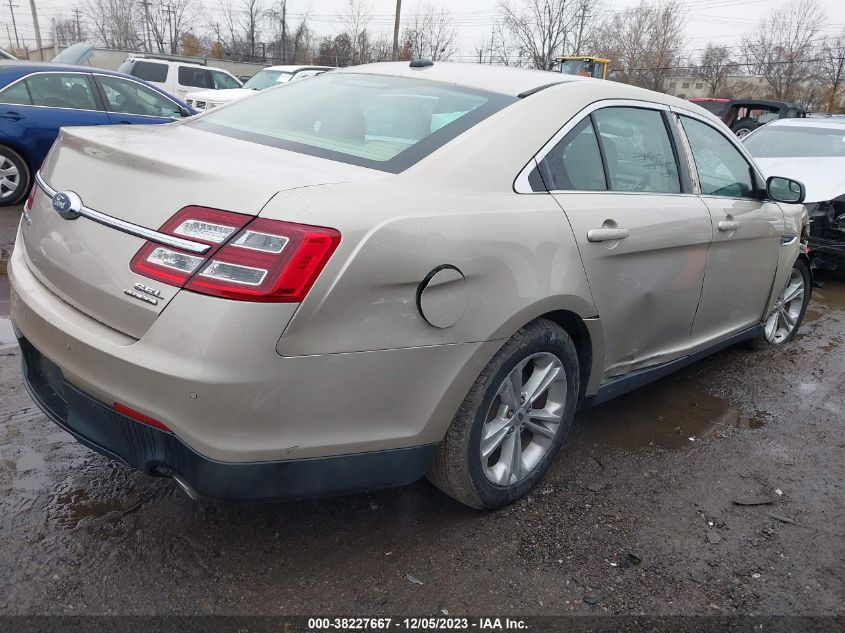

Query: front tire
427;319;580;510
750;258;811;349
0;145;30;206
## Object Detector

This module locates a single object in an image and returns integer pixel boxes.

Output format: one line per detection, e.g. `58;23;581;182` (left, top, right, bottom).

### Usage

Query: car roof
0;59;146;78
263;65;334;72
764;117;845;130
333;61;702;112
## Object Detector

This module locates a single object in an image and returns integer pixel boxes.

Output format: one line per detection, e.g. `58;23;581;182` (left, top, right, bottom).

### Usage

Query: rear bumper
19;335;436;501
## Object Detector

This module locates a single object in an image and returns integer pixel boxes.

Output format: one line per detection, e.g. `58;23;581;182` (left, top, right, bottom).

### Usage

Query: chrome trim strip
34;173;210;255
781;234;798;245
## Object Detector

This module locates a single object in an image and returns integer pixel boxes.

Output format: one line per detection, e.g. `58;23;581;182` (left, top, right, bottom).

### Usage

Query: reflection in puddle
0;317;16;350
569;378;767;451
50;488;127;530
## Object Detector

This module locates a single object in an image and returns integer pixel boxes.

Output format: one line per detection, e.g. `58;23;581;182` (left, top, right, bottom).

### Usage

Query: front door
676;113;783;344
94;75;185;125
538;104;712;378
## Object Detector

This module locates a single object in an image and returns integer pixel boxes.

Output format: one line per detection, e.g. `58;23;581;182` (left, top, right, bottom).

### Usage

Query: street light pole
391;0;401;61
27;0;42;59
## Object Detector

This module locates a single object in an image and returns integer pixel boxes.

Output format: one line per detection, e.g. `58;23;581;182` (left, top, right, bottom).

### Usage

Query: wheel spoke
782;282;803;303
498;377;518;409
764;312;778;341
782;309;796;329
525;418;556;439
481;418;510;460
525;358;562;404
528;408;560;423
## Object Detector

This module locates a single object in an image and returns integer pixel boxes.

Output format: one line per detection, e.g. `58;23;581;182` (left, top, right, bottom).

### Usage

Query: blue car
0;61;195;205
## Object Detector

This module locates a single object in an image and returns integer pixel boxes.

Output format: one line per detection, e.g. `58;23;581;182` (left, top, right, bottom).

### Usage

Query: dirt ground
0;203;843;617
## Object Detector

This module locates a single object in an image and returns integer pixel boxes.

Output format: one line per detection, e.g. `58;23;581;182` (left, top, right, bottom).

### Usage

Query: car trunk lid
21;124;379;339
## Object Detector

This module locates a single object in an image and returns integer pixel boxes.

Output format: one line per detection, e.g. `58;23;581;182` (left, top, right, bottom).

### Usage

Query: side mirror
179;106;193;118
767;176;805;204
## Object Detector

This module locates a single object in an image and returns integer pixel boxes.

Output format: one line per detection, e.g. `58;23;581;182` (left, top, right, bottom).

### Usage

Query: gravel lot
0;203;843;617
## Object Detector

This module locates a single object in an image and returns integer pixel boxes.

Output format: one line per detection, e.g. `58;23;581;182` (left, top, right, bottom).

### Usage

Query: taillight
24;181;37;211
130;207;341;302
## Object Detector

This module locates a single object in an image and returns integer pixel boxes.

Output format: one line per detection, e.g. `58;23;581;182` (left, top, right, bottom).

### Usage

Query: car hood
754;156;845;203
186;88;255;103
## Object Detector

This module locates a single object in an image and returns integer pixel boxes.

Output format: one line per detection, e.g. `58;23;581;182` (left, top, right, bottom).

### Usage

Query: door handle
0;111;23;121
718;220;741;232
587;227;630;242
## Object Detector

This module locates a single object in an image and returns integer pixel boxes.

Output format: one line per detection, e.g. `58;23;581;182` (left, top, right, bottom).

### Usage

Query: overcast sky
8;0;845;60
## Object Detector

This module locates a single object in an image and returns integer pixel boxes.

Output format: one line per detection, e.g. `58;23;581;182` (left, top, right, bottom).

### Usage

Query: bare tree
83;0;144;49
343;0;371;65
593;0;685;91
818;30;845;112
54;15;87;45
144;0;195;54
498;0;578;69
402;1;456;61
694;42;739;97
742;0;825;102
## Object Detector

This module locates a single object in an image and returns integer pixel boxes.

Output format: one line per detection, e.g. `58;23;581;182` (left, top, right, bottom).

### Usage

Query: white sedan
185;64;332;111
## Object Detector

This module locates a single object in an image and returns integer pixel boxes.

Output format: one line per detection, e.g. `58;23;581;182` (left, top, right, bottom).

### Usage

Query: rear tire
732;119;759;139
0;145;30;207
427;319;580;510
748;258;811;350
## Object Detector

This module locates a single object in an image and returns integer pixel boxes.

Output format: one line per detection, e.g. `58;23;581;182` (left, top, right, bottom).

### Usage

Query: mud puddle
568;373;766;451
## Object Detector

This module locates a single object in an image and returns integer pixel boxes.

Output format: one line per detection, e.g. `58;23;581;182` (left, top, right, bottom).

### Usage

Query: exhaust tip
171;473;200;501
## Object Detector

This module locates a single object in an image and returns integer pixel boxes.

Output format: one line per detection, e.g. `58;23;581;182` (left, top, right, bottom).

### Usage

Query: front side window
190;73;515;173
25;74;97;110
178;66;211;88
211;70;241;90
681;116;755;198
0;79;32;105
593;107;681;194
538;117;606;191
99;76;183;118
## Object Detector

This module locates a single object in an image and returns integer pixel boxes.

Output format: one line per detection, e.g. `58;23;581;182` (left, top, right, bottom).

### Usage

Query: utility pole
163;3;175;54
140;0;152;51
72;8;82;42
6;0;19;50
574;4;589;56
391;0;401;61
5;23;12;50
27;0;41;59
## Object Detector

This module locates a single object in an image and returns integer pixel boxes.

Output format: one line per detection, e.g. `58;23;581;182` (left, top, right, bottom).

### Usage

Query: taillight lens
24;181;38;211
130;207;340;303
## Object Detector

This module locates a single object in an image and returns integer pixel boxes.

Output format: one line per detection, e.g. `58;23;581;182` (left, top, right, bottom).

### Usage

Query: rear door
0;72;109;167
94;74;186;125
534;102;712;378
675;111;783;343
175;66;212;99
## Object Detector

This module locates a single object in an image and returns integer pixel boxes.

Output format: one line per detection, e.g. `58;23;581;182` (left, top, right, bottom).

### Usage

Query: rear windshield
189;73;516;173
128;61;168;83
744;125;845;158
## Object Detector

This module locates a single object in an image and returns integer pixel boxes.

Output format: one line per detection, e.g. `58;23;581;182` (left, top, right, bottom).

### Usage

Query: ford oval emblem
52;191;82;220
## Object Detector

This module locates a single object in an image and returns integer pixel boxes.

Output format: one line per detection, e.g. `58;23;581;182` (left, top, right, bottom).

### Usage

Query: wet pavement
0;203;843;616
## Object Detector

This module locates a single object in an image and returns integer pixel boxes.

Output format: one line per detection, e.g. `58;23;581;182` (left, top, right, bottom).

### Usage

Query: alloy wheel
0;157;20;200
764;268;805;344
480;352;567;486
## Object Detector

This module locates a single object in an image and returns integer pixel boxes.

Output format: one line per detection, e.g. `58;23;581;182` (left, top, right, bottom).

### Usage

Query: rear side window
680;116;755;198
25;74;98;110
539;117;606;191
130;61;168;83
593;107;681;194
190;73;516;173
0;79;32;105
178;66;211;88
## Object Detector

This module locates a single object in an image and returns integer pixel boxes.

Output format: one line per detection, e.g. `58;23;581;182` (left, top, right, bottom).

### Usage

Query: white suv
185;65;332;111
118;56;243;101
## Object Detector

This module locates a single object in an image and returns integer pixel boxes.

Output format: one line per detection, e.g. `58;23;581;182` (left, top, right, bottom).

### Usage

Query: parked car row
0;58;336;206
9;61;813;509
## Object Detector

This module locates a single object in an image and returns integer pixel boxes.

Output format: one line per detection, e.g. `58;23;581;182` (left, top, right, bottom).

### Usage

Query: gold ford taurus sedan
9;62;811;509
